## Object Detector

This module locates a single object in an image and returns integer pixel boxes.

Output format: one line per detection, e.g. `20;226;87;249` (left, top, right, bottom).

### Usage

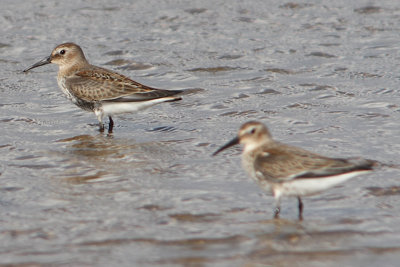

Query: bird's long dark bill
23;56;51;72
212;136;239;156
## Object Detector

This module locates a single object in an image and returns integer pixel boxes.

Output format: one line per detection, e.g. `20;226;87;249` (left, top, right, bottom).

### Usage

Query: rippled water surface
1;0;400;266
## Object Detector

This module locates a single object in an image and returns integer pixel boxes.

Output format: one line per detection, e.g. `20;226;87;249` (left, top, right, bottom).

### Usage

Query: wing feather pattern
253;143;374;182
64;66;182;102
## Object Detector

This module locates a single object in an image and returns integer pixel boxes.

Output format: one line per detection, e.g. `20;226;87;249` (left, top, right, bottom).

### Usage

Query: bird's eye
250;128;256;134
59;49;66;55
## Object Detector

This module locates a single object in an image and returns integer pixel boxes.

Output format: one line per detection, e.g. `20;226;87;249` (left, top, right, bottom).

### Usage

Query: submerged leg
274;206;281;219
99;123;105;132
273;196;281;219
108;116;114;133
298;197;304;221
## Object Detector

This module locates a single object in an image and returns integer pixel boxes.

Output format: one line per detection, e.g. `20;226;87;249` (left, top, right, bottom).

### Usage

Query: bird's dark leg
108;116;114;133
298;197;304;221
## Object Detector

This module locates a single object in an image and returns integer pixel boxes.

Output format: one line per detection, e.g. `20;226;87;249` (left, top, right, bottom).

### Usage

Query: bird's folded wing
65;68;181;102
293;158;374;179
253;145;374;182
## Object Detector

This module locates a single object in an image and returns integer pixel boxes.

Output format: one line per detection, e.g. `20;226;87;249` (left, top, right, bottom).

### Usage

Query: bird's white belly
272;170;370;197
101;97;176;116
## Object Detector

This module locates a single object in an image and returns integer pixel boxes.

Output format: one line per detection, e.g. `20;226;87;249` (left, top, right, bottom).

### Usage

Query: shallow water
1;0;400;266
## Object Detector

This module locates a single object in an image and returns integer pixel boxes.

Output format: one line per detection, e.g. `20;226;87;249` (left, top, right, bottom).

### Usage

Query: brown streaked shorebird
23;42;182;133
213;121;377;220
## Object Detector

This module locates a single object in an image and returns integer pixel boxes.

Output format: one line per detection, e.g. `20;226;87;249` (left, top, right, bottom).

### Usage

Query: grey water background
1;0;400;266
